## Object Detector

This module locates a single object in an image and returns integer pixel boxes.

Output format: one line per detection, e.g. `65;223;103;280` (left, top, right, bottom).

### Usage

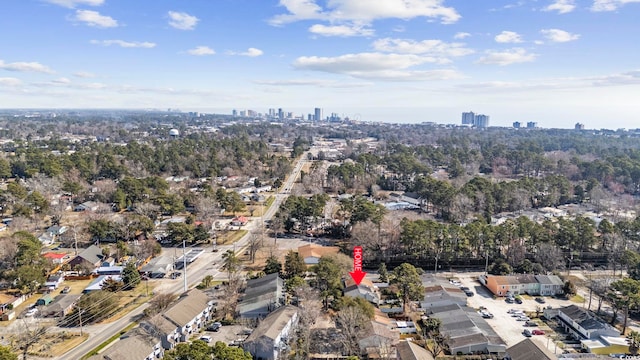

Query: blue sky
1;0;639;128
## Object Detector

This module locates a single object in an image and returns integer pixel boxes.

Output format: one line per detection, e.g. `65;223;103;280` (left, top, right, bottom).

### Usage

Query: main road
56;152;310;359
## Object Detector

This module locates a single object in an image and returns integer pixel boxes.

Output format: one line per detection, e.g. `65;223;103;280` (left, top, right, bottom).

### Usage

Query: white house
243;305;299;360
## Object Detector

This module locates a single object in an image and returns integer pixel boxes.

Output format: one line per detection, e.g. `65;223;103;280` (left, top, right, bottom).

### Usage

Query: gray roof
163;289;209;327
245;305;298;343
429;304;505;352
140;255;173;273
396;341;435;360
506;338;556;360
535;275;564;286
42;294;81;316
100;327;160;360
77;245;103;264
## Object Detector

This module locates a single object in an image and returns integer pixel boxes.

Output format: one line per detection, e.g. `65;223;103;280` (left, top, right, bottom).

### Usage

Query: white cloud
454;32;471;39
591;0;640;11
270;0;461;26
292;52;464;81
543;0;576;13
167;11;199;30
73;71;95;78
52;77;71;84
540;28;580;42
227;48;264;57
309;24;374;37
0;77;22;87
73;10;118;28
90;39;157;48
0;60;55;73
253;79;372;88
187;46;216;56
43;0;104;8
495;31;523;43
476;48;537;66
372;38;474;63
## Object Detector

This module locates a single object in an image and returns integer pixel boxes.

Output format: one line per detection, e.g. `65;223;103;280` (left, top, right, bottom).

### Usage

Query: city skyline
0;0;639;128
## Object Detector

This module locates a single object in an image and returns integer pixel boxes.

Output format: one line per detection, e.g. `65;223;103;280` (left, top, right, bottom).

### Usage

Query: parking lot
455;273;574;352
195;324;249;346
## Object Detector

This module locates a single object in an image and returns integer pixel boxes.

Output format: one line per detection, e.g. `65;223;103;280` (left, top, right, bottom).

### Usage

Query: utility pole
78;307;83;336
183;240;187;293
484;251;489;275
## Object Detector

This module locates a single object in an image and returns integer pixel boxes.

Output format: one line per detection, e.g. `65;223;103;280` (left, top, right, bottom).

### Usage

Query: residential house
38;232;55;246
74;201;99;212
42;294;81;317
83;275;122;293
44;274;65;290
89;327;163;360
68;245;103;271
43;252;66;265
480;274;564;297
343;277;380;305
396;340;435;360
297;244;340;266
140;255;174;278
420;280;468;310
46;225;68;236
231;216;249;226
238;273;284;318
427;303;506;356
95;266;123;276
142;289;213;349
535;275;565;296
243;305;299;360
504;338;556;360
358;321;400;358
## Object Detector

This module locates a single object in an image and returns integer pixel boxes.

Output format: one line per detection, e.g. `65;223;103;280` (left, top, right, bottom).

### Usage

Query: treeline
350;213;640;273
0;133;292;182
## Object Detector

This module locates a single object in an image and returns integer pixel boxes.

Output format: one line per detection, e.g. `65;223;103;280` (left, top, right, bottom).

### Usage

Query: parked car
515;297;523;304
207;322;222;332
25;308;38;317
200;336;212;343
524;320;537;327
460;286;470;291
516;316;530;321
61;286;70;294
522;329;532;337
464;290;474;297
535;297;546;304
505;297;514;303
532;329;545;335
170;272;182;279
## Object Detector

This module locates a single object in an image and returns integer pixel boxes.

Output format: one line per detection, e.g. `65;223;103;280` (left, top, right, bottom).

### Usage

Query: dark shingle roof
506;338;556;360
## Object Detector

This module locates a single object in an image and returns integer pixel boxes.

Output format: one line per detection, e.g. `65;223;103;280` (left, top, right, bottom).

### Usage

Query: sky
0;0;639;129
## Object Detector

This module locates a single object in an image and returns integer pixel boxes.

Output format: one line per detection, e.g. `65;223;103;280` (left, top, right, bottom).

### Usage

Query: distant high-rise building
232;109;238;117
575;123;585;130
474;114;490;128
314;108;322;121
278;108;283;120
268;108;276;117
462;111;475;125
526;122;537;129
513;121;521;129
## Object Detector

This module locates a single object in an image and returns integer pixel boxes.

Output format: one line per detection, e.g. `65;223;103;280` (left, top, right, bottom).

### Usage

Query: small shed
36;294;53;306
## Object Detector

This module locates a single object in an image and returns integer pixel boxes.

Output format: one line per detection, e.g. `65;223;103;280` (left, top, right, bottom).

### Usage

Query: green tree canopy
391;263;424;311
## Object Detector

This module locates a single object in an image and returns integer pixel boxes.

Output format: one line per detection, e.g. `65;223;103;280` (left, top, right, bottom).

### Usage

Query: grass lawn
570;294;585;303
98;283;155;324
217;230;247;245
